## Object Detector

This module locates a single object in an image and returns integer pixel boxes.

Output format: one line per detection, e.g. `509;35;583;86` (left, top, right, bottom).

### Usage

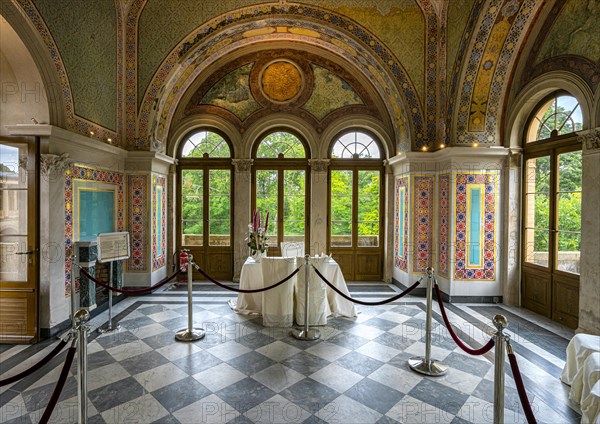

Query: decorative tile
394;177;409;272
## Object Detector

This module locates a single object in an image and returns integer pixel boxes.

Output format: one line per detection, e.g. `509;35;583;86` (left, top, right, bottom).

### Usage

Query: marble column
577;128;600;335
232;159;253;281
502;148;522;305
74;241;97;308
309;159;329;255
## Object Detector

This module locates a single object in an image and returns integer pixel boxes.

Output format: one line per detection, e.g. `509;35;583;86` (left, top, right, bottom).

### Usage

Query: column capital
578;128;600;151
40;153;72;178
309;159;330;172
232;158;253;172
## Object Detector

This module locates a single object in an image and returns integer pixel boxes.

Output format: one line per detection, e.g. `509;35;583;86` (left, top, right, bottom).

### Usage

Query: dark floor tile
1;415;32;424
376;415;401;424
280;379;339;415
156;316;189;331
119;350;169;375
141;331;178;350
472;378;521;412
444;352;491;376
117;315;156;332
419;332;460;351
386;352;416;371
301;415;328;424
21;376;77;413
336;351;384;376
345;378;404;414
281;351;331;376
327;332;370;350
0;389;21;409
88;414;107;424
216;377;276;413
391;305;422;316
363;318;399;332
230;414;255;424
228;351;275;375
152;376;211;412
236;332;276;350
137;305;169;316
326;318;357;332
149;415;180;424
94;331;139;350
408;379;470;416
88;377;146;413
375;332;416;351
87;350;117;370
450;416;472;424
172;350;222;375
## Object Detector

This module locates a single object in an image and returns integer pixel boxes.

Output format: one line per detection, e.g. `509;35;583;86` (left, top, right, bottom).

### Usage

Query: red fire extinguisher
172;249;190;284
179;250;189;272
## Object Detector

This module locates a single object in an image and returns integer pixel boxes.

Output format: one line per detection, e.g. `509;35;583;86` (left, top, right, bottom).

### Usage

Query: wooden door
0;136;38;343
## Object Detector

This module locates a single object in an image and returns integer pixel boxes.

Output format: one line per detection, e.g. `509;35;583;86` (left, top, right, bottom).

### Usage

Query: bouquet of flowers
247;210;269;254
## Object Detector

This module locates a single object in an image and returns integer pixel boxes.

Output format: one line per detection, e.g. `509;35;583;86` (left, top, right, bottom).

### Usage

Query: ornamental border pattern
438;174;450;277
64;166;124;296
152;175;167;271
137;2;424;150
453;172;497;280
394;177;409;272
125;0;147;146
18;0;118;143
127;174;147;271
412;175;434;272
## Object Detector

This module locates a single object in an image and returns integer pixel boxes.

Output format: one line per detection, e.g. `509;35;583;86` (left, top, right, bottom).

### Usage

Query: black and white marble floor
0;282;580;423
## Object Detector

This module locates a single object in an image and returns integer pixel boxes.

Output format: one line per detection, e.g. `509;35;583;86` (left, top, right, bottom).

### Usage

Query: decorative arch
505;71;593;149
137;3;422;153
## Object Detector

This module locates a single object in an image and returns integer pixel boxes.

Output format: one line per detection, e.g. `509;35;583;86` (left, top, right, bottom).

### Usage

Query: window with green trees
524;94;582;274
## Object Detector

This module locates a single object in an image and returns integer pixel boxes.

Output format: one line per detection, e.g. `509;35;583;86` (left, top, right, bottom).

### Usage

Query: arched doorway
177;130;234;280
327;130;384;280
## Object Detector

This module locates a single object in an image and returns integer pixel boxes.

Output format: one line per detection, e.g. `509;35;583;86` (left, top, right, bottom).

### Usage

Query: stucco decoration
140;4;420;152
200;63;261;121
453;0;543;145
138;0;424;103
30;0;118;131
303;65;363;120
536;0;600;65
16;0;119;143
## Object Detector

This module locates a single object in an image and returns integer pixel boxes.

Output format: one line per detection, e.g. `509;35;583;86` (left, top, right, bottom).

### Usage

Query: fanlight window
526;94;583;143
331;131;381;158
180;130;231;158
256;132;305;158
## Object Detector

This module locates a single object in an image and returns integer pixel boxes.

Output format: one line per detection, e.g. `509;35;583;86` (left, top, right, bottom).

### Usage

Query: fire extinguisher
172;249;190;283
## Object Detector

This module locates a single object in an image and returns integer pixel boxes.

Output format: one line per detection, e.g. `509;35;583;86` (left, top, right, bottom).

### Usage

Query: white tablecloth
229;257;356;318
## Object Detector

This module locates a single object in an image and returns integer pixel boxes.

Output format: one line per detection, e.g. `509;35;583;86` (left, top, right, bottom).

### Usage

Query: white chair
580;352;600;424
261;257;295;327
280;242;305;257
294;256;328;326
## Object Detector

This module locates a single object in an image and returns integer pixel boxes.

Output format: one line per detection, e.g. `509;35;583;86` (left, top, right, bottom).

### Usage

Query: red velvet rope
312;265;422;306
434;283;495;356
508;352;537;424
193;264;301;293
0;339;68;386
79;266;183;294
39;346;77;424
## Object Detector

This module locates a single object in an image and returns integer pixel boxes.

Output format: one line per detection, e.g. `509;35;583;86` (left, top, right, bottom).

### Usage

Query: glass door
0;137;38;343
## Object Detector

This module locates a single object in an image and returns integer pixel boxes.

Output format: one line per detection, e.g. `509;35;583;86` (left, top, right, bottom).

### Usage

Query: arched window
177;130;233;279
521;92;582;328
252;131;309;256
328;130;383;280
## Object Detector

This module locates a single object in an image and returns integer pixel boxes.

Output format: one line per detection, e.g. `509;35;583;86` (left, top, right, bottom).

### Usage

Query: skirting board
392;278;502;304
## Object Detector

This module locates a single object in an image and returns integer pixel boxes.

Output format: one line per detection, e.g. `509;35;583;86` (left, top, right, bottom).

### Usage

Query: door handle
15;251;34;255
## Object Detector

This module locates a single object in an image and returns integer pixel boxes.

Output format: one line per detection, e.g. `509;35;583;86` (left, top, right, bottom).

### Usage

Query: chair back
280;242;305;257
294;256;328;326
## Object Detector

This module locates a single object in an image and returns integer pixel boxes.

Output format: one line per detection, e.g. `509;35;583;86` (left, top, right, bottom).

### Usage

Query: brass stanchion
493;314;509;424
175;254;205;341
97;261;121;333
408;267;448;376
291;255;320;341
74;308;90;424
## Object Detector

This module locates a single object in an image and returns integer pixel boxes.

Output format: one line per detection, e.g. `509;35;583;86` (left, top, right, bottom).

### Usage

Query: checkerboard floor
0;283;581;423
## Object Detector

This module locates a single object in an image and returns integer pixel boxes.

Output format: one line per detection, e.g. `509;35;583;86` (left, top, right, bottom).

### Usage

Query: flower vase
251;250;265;262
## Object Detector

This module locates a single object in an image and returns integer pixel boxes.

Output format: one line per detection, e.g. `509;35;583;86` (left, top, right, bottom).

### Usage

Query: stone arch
0;1;65;129
139;3;422;153
505;71;594;149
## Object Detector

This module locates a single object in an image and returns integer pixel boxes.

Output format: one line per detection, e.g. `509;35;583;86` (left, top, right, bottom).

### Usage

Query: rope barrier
312;265;422;306
78;266;183;295
507;343;537;424
39;342;77;424
434;282;495;356
192;262;301;293
0;339;69;387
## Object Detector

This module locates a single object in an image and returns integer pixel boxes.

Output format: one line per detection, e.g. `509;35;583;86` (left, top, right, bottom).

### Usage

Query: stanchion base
175;328;205;342
97;323;121;334
408;357;448;376
290;327;321;341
